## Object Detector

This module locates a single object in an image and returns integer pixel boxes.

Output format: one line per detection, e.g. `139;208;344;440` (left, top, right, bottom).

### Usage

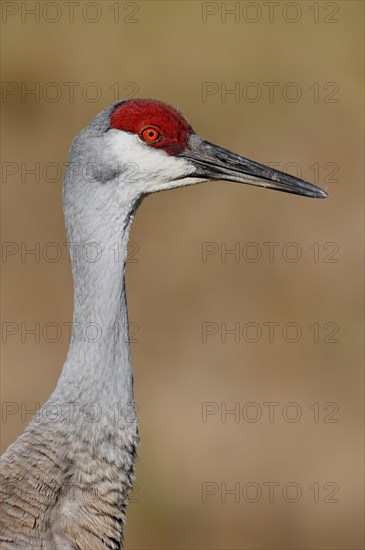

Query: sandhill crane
0;99;327;549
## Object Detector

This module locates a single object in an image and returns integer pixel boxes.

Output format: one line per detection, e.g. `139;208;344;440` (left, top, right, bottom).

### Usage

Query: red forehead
110;99;192;155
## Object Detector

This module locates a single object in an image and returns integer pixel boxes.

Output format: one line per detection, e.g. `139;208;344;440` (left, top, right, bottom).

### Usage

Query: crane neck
51;185;141;423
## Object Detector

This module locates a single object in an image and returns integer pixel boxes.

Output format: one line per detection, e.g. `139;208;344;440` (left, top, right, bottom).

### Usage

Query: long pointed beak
180;134;327;199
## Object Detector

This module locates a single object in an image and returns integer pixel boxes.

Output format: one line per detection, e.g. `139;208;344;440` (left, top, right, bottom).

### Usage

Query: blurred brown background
1;1;364;548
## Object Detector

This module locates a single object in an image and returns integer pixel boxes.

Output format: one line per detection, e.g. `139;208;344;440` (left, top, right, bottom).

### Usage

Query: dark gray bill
180;134;327;199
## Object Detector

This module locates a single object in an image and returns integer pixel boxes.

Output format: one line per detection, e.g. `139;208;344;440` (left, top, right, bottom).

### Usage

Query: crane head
107;99;327;199
73;99;327;200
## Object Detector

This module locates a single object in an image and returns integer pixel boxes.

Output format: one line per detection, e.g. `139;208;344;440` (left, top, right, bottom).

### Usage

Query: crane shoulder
0;417;139;549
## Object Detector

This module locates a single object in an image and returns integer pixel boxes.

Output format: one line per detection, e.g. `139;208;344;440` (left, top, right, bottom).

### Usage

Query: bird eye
141;127;160;142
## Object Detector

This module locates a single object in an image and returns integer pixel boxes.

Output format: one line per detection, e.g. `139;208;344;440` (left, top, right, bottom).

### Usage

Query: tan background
1;1;364;548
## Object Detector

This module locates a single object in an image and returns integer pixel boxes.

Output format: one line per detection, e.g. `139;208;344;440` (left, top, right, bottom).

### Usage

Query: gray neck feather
0;104;139;550
50;103;139;427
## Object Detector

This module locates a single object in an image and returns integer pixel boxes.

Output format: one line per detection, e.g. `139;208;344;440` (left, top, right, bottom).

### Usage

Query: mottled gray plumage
0;99;327;549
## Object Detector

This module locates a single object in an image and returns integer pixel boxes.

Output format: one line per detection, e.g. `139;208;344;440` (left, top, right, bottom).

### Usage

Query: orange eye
141;127;160;142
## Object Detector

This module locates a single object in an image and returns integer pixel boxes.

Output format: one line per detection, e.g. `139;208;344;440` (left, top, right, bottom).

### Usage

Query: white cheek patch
106;130;197;192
